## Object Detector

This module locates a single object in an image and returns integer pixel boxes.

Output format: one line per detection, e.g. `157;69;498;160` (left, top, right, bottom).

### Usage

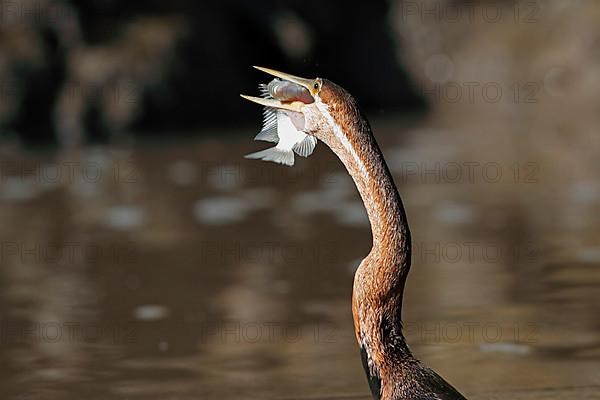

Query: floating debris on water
133;305;170;321
434;201;475;224
193;189;275;225
104;205;145;230
193;196;248;225
479;342;531;355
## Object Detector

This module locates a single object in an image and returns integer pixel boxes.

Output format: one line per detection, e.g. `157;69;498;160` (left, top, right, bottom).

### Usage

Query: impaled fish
245;79;317;166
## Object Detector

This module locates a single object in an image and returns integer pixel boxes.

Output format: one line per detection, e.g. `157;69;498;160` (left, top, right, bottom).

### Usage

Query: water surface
0;121;598;399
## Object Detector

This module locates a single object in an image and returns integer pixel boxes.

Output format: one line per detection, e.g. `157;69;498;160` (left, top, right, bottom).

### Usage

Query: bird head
241;66;360;149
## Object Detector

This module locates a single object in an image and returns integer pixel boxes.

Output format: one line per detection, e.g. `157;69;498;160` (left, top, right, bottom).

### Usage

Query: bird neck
324;116;411;260
321;108;413;399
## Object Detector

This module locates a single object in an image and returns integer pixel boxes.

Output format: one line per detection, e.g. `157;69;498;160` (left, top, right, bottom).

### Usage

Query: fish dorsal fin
255;107;278;143
292;135;317;157
254;125;278;142
254;83;279;143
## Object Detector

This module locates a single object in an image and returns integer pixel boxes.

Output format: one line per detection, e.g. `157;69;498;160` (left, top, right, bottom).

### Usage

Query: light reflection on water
0;121;599;399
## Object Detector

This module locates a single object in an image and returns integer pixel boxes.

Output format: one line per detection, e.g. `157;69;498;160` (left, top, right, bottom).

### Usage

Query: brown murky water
0;120;599;399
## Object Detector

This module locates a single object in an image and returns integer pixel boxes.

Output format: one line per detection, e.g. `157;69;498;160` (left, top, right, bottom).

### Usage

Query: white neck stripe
315;98;368;177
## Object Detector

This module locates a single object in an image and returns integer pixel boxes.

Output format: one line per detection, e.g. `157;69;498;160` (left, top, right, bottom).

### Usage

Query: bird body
242;67;467;400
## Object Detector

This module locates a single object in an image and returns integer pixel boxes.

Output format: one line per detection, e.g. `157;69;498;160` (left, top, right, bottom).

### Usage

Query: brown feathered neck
317;81;416;399
317;80;411;272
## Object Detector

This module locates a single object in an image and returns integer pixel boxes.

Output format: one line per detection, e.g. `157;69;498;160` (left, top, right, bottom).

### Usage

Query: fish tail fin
245;147;295;166
259;83;270;98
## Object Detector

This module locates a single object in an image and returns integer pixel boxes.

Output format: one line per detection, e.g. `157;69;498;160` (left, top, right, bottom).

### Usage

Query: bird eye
313;83;319;90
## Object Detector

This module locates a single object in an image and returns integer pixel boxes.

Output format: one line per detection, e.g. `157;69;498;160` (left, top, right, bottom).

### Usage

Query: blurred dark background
1;0;423;146
1;1;600;399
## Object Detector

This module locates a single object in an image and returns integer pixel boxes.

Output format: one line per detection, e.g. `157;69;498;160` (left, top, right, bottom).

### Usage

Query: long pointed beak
239;95;306;112
252;66;314;91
